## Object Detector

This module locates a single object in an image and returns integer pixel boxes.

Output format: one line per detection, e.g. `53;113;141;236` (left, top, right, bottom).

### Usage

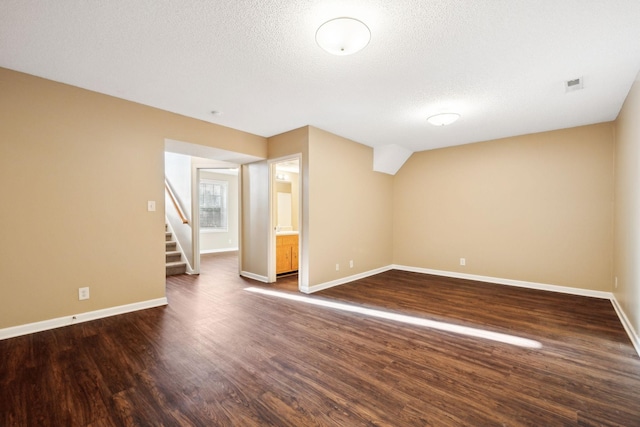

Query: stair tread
166;261;187;267
164;226;184;276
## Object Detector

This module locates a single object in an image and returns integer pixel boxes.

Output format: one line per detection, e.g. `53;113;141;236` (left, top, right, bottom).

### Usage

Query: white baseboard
392;265;640;357
201;247;239;254
0;297;168;341
240;271;269;283
302;266;394;294
610;295;640;357
392;265;612;299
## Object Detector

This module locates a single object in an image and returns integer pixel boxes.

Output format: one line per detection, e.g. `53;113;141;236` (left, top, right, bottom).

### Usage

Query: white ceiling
2;1;640;152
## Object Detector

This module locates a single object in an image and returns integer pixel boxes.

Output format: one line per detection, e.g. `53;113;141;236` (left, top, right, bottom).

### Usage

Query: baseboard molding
392;265;612;299
0;297;168;341
302;266;394;294
240;271;269;283
392;265;640;357
201;247;239;254
610;296;640;357
298;264;640;357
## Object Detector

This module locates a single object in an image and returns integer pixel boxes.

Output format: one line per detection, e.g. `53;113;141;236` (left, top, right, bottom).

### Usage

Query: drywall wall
240;161;270;280
0;67;266;330
307;127;394;287
614;71;640;338
165;152;194;269
393;123;615;291
165;152;193;218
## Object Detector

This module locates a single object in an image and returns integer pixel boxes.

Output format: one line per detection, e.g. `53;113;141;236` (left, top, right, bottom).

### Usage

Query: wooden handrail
165;180;189;224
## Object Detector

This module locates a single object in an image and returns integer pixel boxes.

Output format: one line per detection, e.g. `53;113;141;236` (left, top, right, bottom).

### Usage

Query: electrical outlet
78;287;90;301
349;260;354;268
336;263;340;271
460;258;466;266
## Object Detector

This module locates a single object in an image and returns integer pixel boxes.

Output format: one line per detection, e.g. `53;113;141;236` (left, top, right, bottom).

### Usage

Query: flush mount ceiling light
427;113;460;126
316;17;371;56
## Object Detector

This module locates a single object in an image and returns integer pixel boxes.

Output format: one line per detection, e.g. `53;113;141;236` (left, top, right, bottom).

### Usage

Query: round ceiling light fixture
316;17;371;56
427;113;460;126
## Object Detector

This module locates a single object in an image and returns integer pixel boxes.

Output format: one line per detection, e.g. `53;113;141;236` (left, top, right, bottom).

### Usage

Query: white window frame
199;179;229;232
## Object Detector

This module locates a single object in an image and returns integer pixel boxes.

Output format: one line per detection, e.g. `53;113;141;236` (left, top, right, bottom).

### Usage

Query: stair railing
165;179;189;224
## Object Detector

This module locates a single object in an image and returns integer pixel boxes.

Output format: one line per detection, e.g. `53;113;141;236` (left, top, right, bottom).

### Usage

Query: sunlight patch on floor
245;287;542;349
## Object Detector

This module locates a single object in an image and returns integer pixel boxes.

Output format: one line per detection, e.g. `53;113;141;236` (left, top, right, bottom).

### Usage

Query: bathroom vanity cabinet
276;234;298;274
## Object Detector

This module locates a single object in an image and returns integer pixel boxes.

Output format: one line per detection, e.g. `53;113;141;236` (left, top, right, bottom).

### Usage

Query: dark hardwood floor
1;251;639;426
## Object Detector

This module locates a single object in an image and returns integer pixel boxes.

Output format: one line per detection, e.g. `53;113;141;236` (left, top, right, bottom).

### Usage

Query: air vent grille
565;77;584;92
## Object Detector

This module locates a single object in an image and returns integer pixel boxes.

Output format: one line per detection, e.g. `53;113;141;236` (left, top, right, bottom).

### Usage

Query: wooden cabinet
276;234;298;274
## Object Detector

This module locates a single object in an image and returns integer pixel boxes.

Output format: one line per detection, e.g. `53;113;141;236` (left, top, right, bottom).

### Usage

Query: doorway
164;142;246;276
193;167;240;273
270;157;301;286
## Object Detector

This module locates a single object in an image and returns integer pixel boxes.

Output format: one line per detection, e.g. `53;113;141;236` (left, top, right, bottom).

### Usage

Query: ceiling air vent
565;77;583;93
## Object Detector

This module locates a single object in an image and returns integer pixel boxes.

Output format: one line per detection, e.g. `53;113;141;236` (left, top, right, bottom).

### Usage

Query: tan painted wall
3;64;630;333
393;123;615;291
0;68;266;329
614;71;640;336
276;181;292;194
308;127;394;287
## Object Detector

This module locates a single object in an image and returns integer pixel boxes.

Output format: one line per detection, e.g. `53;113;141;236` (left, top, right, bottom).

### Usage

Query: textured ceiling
2;0;640;152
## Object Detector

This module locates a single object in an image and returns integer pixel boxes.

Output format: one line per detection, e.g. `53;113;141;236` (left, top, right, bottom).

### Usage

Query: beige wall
394;123;615;291
614;71;640;336
0;68;266;329
308;127;394;287
276;181;292;194
4;64;635;339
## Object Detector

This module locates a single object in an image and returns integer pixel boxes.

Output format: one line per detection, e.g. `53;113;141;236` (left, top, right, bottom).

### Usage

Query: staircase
165;224;187;276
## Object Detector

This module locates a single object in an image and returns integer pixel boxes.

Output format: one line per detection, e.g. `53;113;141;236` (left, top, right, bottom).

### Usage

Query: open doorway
164;138;258;277
270;157;301;286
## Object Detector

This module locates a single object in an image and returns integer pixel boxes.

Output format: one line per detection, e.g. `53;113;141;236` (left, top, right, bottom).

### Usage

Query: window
199;179;228;231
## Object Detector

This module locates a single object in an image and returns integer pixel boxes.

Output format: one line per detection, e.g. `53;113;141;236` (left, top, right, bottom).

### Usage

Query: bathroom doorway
270;157;301;285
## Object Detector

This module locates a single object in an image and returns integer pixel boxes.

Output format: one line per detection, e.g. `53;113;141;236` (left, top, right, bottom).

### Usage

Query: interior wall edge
393;264;638;356
0;297;168;341
240;271;269;283
393;265;611;299
301;265;394;294
611;295;640;357
201;248;239;254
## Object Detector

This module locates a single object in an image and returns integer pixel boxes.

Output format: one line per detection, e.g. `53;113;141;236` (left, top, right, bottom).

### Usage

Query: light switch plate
147;200;156;211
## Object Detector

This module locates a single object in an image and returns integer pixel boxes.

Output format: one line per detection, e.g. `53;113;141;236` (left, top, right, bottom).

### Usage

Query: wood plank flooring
1;252;639;426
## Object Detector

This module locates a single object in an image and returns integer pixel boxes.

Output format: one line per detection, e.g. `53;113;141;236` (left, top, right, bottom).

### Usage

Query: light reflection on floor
245;287;542;349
